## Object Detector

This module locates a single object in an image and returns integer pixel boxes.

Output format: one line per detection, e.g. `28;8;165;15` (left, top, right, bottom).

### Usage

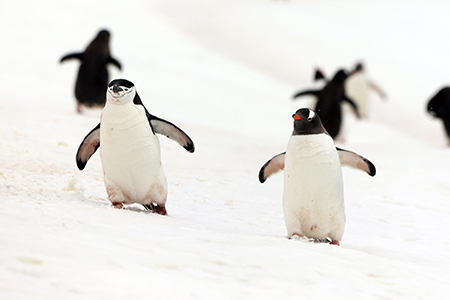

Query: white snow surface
1;1;450;299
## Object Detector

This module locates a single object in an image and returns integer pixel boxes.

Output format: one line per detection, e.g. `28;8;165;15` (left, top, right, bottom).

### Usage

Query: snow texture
1;0;450;299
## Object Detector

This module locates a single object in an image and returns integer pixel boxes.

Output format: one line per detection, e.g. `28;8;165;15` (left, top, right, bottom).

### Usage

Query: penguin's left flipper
76;123;101;170
336;147;376;176
149;115;195;153
60;52;84;63
259;152;286;183
368;81;387;99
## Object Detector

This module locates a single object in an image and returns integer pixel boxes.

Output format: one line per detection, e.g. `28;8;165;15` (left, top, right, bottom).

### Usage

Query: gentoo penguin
76;79;195;214
292;68;327;110
427;87;450;145
259;108;376;245
60;29;122;113
346;62;387;119
293;69;360;140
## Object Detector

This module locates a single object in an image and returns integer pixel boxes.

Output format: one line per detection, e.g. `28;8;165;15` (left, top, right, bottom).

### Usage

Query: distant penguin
427;87;450;145
60;30;122;113
259;108;376;245
76;79;195;214
292;68;327;110
346;62;387;119
293;69;360;140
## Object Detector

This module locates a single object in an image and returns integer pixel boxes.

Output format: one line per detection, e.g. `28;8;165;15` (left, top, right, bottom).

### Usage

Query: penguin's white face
107;79;136;105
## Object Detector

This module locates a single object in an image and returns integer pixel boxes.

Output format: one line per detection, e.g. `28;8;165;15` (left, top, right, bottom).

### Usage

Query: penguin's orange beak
293;114;303;120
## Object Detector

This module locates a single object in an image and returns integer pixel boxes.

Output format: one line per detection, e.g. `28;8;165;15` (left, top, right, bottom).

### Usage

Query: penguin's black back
313;70;349;139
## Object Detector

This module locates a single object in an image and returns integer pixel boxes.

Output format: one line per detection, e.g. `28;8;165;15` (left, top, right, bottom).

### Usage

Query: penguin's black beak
112;85;123;93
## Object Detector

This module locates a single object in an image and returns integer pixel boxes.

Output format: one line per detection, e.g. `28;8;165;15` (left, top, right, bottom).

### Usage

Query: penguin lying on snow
76;79;195;215
293;69;360;140
60;29;122;113
259;108;375;245
427;87;450;145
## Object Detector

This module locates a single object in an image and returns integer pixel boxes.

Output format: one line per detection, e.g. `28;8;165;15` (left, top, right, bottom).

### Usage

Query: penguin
293;69;360;140
76;79;195;214
292;68;327;110
258;108;376;245
346;62;387;119
60;29;122;113
427;86;450;145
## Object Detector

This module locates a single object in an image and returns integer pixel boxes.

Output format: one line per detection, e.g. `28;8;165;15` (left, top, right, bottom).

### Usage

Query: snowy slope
1;0;450;299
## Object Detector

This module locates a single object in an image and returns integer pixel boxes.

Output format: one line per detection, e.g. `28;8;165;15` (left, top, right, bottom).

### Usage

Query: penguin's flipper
108;57;122;70
343;95;361;118
259;152;286;183
132;93;194;153
149;116;195;153
76;123;101;170
368;81;387;99
336;147;376;176
60;52;84;63
292;89;320;100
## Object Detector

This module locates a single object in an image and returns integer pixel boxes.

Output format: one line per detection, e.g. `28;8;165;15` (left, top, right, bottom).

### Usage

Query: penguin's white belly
283;134;345;240
346;74;369;117
100;103;167;205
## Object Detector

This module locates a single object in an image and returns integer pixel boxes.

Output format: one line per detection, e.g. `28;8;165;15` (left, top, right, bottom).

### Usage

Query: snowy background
1;0;450;299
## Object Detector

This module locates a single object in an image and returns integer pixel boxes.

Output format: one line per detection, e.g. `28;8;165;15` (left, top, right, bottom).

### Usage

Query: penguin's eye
123;87;129;92
307;117;313;122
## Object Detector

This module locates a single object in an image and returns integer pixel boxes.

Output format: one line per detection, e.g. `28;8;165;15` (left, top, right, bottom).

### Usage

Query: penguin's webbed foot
153;204;167;215
112;202;124;209
143;203;167;215
142;203;155;211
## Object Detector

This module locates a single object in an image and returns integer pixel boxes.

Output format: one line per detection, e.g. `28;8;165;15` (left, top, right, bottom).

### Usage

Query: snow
1;0;450;299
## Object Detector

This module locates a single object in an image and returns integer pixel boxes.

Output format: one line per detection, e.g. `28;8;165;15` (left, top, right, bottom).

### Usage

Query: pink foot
288;233;303;239
112;202;123;209
153;204;167;215
330;240;340;246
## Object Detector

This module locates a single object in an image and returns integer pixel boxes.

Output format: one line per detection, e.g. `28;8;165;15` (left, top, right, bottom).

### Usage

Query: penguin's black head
354;62;364;72
332;69;349;82
292;108;327;135
97;30;111;40
107;79;136;104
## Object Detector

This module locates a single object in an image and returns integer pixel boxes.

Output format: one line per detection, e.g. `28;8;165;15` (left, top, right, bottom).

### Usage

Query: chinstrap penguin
259;108;376;245
60;29;122;113
76;79;195;214
293;69;360;140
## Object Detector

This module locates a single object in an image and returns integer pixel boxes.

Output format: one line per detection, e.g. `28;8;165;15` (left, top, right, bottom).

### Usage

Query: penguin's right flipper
259;152;286;183
60;52;84;63
76;123;101;170
108;57;122;70
343;95;361;118
292;89;320;100
337;147;376;176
